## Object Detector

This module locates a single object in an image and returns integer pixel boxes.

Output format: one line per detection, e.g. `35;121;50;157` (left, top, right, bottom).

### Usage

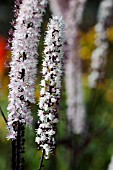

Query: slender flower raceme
7;0;48;140
64;0;86;134
35;16;64;159
88;0;113;88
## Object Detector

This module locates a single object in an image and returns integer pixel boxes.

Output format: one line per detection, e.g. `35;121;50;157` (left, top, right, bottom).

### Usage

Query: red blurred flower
0;36;6;75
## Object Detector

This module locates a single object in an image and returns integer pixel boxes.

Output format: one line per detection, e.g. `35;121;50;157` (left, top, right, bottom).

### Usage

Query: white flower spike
7;0;48;140
35;15;64;159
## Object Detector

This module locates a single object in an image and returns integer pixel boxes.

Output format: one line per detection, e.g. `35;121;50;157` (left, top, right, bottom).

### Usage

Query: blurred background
1;0;113;170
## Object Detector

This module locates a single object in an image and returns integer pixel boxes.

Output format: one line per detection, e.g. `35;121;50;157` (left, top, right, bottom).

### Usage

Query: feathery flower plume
108;156;113;170
35;16;64;159
88;0;113;88
7;0;48;140
64;0;86;134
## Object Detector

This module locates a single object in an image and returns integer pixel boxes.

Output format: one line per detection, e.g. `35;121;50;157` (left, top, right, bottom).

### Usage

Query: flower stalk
38;150;45;170
12;122;25;170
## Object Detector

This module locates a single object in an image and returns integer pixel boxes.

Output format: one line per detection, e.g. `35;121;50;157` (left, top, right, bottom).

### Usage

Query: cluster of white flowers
88;0;113;88
35;16;64;159
7;0;48;140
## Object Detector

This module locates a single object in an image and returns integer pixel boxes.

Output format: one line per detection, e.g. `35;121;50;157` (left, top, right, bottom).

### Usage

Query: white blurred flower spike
108;156;113;170
88;0;113;88
35;15;64;159
7;0;48;140
64;0;86;134
49;0;86;134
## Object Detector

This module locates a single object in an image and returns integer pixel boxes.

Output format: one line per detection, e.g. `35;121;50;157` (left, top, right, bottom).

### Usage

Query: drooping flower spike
7;0;48;140
35;16;64;159
88;0;113;88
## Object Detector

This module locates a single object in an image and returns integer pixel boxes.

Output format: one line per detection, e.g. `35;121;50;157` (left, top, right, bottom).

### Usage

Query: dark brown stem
12;133;17;170
17;122;25;170
0;107;7;123
38;149;45;170
12;122;25;170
